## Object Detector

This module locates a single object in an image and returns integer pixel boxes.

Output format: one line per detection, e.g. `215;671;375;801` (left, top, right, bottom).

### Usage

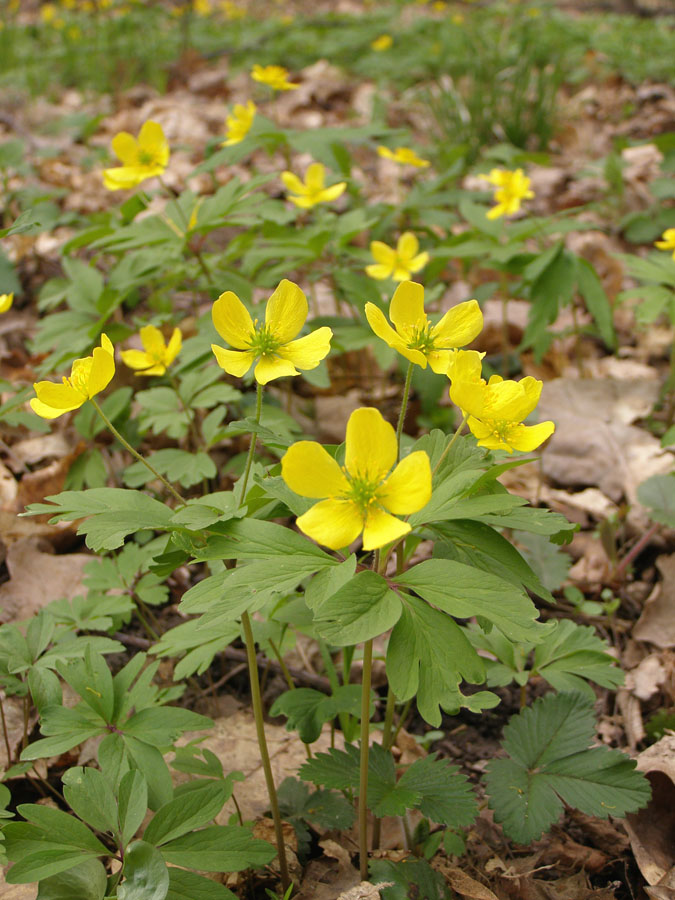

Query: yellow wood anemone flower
450;374;555;453
250;64;298;91
371;34;393;51
31;334;115;419
445;348;486;383
211;279;332;385
655;228;675;260
282;407;432;551
377;146;430;168
366;232;429;282
365;282;483;374
281;163;347;209
480;168;534;220
103;121;169;191
0;293;13;313
121;325;182;376
221;101;256;146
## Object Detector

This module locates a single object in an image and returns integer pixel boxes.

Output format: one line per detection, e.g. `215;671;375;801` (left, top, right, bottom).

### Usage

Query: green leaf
386;596;491;727
277;777;355;831
36;858;107;900
484;693;651;844
15;804;109;854
512;530;571;592
62;767;118;835
124;450;216;490
314;571;402;645
4;848;99;883
533;620;624;695
270;685;365;744
474;504;577;542
304;555;357;609
160;825;275;872
397;754;477;828
167;869;238;900
195;517;336;564
118;840;169;900
144;780;227;846
298;744;360;792
123;736;174;811
119;770;148;846
396;559;545;642
23;489;173;551
370;857;451;900
57;646;114;722
576;258;617;349
638;473;675;528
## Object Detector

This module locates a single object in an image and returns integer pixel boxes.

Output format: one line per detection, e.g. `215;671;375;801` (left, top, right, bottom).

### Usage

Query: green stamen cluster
249;322;281;357
344;472;380;514
405;322;435;353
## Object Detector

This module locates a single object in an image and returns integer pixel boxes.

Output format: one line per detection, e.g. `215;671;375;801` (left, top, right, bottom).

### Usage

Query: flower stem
432;412;468;476
395;362;414;460
359;637;373;881
238;381;263;505
90;399;186;506
241;610;291;892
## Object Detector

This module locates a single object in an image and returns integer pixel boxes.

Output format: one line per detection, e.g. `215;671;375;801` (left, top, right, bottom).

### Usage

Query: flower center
343;472;381;515
248;319;281;357
402;320;435;354
67;358;93;397
137;149;157;167
492;420;515;443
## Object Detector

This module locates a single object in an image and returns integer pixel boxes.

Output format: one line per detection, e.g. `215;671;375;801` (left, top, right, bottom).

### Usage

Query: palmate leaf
23;488;173;551
270;685;365;744
484;693;651;844
533;619;624;696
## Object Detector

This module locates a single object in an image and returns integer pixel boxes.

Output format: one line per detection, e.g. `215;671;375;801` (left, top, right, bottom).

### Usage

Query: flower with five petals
450;374;555;453
251;64;298;90
655;228;675;260
121;325;182;376
0;293;13;313
222;101;256;146
281;163;346;209
211;279;332;385
365;282;483;373
282;407;432;551
31;334;115;419
377;146;430;168
480;168;534;220
102;121;169;191
365;232;429;282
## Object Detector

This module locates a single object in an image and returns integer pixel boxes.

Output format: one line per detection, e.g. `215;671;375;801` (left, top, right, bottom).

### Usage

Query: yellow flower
193;0;211;13
0;293;13;313
211;279;332;385
221;1;245;18
445;348;485;383
452;13;465;24
41;3;57;22
480;168;534;220
31;335;115;419
282;407;432;551
281;163;346;209
366;232;429;282
102;121;169;191
121;325;182;376
221;101;256;146
450;374;555;453
365;282;483;373
371;34;393;51
250;64;298;91
377;146;430;168
655;228;675;260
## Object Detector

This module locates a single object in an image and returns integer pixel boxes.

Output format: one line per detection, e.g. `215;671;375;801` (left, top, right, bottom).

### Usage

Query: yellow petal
165;328;182;365
138;120;169;166
318;182;346;202
0;293;13;313
426;350;454;374
491;376;542;423
392;266;413;282
507;421;555;452
282;441;349;498
365;263;394;280
370;241;397;267
253;356;299;384
33;380;85;410
212;291;254;350
111;131;137;165
88;343;115;397
278;327;332;370
139;324;165;357
397;231;419;261
296;499;363;550
30;397;79;419
100;334;114;356
378;451;432;515
265;279;307;343
446;349;485;383
450;379;488;417
362;507;410;551
211;344;256;377
102;166;150;190
431;298;483;348
345;407;396;482
287;195;317;209
121;349;153;371
389;281;426;334
486;203;506;220
407;252;429;273
305;163;325;192
281;171;306;195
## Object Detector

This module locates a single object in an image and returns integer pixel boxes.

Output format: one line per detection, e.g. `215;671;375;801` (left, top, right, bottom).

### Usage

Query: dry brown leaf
633;556;675;648
627;654;668;700
443;865;500;900
336;883;393;900
0;692;29;770
0;537;90;623
626;735;675;886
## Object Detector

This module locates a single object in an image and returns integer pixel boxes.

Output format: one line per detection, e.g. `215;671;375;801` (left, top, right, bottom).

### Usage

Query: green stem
238;382;263;506
381;688;397;752
0;694;12;765
241;611;291;892
432;413;468;476
390;697;413;749
91;399;186;506
318;639;351;743
167;371;203;452
359;638;373;881
395;362;415;460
